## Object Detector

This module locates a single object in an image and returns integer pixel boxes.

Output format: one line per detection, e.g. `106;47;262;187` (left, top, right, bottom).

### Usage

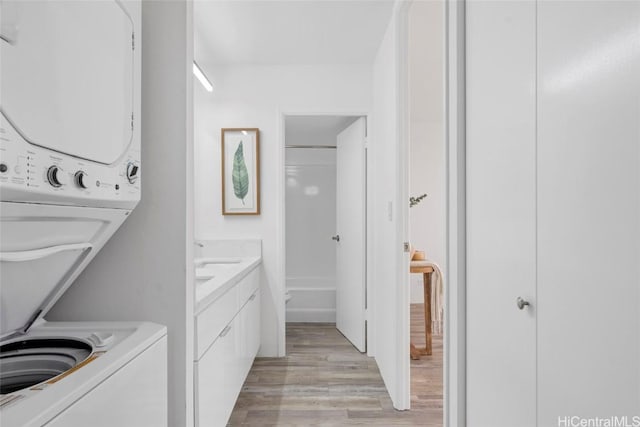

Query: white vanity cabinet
194;266;260;427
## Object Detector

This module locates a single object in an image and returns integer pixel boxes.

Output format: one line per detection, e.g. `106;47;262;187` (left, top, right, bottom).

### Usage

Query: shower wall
285;148;337;322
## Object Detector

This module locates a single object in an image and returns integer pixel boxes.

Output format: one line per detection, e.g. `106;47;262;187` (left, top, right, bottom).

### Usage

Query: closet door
466;1;537;426
537;1;640;423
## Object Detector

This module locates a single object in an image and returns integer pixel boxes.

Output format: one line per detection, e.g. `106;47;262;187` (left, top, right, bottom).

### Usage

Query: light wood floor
228;304;443;426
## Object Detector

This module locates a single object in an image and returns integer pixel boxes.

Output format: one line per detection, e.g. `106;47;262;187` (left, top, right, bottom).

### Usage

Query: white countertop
194;256;262;314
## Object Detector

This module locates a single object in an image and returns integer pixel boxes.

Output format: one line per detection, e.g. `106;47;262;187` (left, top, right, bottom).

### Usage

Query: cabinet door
248;289;261;359
466;1;537;426
237;288;261;382
195;318;238;427
537;1;640;423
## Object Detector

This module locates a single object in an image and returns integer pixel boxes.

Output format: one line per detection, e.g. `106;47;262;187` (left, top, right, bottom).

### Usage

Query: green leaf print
232;141;249;205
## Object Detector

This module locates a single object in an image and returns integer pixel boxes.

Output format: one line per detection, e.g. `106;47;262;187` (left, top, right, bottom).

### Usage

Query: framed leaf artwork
221;128;260;215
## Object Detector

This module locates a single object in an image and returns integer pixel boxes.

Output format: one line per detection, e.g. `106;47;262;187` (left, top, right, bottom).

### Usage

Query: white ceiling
194;1;395;66
285;115;360;145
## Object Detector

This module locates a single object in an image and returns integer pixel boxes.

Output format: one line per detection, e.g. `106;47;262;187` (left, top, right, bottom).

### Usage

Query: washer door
0;1;134;165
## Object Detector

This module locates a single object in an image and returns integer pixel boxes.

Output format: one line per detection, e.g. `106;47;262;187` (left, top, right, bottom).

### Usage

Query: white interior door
335;117;367;352
466;1;537;426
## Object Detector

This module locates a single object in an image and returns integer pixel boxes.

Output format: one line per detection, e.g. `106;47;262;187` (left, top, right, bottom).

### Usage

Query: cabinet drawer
195;284;238;359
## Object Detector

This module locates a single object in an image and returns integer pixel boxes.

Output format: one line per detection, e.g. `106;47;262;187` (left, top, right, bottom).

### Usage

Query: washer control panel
0;116;140;209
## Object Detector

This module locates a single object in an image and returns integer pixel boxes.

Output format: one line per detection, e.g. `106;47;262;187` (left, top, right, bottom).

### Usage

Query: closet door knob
516;297;530;310
332;235;340;242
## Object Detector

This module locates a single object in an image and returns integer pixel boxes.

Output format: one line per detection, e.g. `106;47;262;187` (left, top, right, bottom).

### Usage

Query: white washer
0;1;167;426
0;321;166;427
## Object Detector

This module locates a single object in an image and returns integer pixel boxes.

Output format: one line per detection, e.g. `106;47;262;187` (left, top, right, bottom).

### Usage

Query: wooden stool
409;262;434;360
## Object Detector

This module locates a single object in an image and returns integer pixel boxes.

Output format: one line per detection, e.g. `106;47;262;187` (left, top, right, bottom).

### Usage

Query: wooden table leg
422;272;433;356
410;343;421;360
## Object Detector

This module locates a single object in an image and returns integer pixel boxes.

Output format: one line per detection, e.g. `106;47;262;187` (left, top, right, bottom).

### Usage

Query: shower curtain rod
285;145;337;149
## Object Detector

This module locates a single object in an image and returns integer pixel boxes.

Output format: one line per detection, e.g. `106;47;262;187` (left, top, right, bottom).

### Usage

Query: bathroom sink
197;263;238;277
199;263;240;270
194;257;242;267
195;268;216;280
195;278;211;286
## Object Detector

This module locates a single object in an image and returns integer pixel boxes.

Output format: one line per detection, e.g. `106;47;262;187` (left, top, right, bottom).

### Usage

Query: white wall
408;1;446;303
285;147;337;323
194;64;372;356
49;2;195;426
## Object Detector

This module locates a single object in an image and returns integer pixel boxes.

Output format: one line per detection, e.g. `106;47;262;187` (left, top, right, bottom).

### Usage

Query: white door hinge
404;242;411;253
130;113;134;130
132;32;135;51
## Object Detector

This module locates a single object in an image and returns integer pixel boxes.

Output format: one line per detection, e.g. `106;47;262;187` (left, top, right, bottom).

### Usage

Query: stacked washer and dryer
0;1;167;426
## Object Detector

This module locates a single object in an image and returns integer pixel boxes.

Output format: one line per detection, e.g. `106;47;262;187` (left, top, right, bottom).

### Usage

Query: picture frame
221;128;260;215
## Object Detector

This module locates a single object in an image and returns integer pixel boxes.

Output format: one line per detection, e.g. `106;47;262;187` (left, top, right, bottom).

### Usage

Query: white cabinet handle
0;243;93;262
219;325;232;337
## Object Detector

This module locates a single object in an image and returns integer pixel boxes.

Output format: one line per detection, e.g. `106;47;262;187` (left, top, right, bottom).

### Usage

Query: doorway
283;115;368;353
192;0;467;420
405;0;446;420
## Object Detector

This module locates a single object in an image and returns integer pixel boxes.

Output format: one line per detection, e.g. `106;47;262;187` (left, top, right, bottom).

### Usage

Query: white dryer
0;1;167;426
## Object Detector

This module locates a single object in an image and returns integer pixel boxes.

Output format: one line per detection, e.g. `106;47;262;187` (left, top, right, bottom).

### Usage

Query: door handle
516;297;530;310
332;235;340;242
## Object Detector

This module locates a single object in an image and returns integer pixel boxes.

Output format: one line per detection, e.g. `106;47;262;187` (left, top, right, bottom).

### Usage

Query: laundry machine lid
0;202;128;340
0;0;134;165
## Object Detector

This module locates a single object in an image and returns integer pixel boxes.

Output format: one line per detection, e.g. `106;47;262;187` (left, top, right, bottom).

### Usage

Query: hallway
228;305;443;426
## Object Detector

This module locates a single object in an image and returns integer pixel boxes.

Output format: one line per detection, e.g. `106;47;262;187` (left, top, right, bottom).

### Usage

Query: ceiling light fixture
193;61;213;92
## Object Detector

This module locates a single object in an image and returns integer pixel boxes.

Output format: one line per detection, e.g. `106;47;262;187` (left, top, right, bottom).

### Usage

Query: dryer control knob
75;171;90;189
47;165;67;187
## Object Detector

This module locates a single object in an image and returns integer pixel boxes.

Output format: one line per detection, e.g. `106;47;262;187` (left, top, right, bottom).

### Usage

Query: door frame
277;111;371;357
274;0;468;420
394;0;467;424
444;1;466;425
